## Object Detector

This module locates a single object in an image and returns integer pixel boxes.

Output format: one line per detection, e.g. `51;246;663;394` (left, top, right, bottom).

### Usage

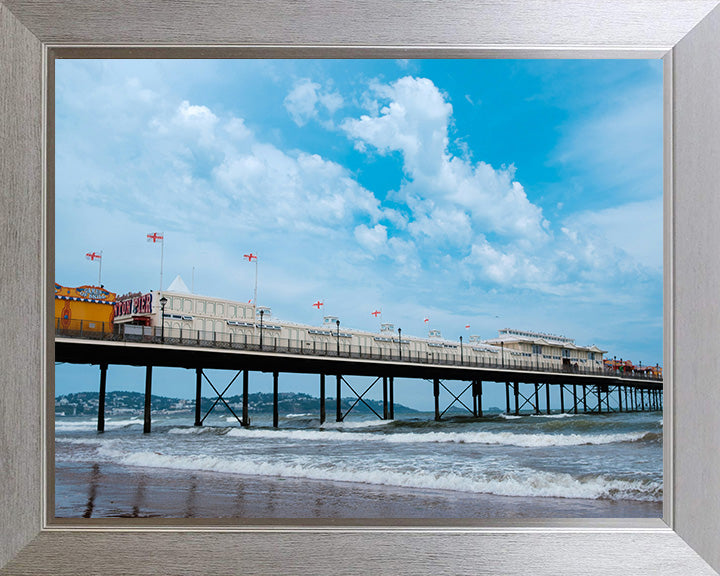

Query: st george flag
85;251;101;261
147;232;163;243
371;310;381;317
243;253;257;262
312;300;324;309
424;317;429;324
465;324;471;330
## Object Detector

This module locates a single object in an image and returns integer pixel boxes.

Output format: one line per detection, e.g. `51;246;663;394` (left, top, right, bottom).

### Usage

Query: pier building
54;283;116;334
123;275;607;372
483;328;606;371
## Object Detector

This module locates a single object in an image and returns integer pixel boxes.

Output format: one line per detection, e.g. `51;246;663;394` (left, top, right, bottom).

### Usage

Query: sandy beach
55;461;662;520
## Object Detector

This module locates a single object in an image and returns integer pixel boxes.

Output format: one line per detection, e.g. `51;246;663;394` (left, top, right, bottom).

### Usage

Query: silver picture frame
2;1;720;573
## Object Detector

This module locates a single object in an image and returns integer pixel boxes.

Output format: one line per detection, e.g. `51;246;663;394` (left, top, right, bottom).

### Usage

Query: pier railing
54;319;662;382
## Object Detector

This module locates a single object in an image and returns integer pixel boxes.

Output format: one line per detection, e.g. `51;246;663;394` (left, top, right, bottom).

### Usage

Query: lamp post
398;328;402;361
336;319;340;356
459;335;463;365
501;341;504;367
159;296;167;343
259;309;264;349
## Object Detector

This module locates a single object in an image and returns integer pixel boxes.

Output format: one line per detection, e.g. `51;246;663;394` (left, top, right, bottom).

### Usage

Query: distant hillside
55;390;421;417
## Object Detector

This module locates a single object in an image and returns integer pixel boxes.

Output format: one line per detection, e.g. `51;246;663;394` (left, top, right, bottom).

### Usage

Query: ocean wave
96;448;662;501
166;425;655;448
55;418;142;431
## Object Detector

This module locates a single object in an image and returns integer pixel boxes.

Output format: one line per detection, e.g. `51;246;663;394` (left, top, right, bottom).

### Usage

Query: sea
55;410;663;519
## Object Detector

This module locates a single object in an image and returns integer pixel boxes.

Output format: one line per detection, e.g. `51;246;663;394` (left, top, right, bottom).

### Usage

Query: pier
55;326;663;433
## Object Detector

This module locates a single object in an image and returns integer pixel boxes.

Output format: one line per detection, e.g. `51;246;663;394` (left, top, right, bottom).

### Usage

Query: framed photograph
2;1;720;574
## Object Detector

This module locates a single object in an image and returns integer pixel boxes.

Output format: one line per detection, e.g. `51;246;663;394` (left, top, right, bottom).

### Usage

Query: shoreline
55;461;662;519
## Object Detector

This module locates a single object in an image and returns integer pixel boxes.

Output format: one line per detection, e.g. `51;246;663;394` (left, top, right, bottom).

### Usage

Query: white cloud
341;76;554;286
354;223;388;254
561;198;662;273
284;78;344;127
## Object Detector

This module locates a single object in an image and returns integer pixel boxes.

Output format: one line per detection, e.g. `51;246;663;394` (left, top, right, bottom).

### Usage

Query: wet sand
55;461;662;519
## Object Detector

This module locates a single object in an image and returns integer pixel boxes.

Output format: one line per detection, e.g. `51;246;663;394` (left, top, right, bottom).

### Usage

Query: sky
55;59;663;411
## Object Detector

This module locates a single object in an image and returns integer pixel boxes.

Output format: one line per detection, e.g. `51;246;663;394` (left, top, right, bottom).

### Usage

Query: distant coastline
54;390;431;418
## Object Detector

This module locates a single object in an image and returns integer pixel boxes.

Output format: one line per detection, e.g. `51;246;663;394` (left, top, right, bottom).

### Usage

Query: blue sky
55;59;663;410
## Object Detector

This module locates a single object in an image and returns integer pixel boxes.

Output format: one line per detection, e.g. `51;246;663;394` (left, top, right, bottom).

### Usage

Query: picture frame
2;1;720;573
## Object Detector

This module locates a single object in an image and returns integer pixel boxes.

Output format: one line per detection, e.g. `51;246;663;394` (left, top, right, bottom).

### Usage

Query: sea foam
167;425;654;448
97;447;662;501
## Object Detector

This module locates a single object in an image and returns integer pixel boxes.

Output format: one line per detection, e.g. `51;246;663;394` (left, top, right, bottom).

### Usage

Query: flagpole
160;232;164;292
254;255;258;306
98;251;103;286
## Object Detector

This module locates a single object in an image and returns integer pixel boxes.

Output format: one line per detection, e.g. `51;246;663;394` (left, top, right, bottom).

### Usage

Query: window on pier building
562;349;570;358
532;344;542;355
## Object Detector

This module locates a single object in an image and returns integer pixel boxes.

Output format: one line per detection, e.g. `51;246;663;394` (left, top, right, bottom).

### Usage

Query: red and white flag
147;232;164;243
424;317;429;324
312;300;324;309
371;310;381;317
465;324;471;330
244;253;258;262
85;251;102;261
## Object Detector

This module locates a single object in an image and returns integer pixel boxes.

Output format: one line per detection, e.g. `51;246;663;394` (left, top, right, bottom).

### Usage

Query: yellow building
55;283;116;334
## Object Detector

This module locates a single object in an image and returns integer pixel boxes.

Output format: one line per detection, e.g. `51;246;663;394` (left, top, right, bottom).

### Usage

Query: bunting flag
312;300;324;309
371;310;381;317
147;232;163;243
424;317;429;324
465;324;471;330
85;251;101;261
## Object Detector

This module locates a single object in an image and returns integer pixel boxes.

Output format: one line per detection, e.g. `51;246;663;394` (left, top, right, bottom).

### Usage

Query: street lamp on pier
336;319;340;356
398;328;402;361
159;296;168;343
460;335;463;365
501;341;504;367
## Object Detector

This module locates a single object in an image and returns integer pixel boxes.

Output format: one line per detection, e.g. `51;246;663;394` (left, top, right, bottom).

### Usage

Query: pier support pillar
389;377;394;420
597;384;602;414
573;384;578;414
641;388;646;411
534;383;540;415
478;381;483;417
320;374;326;425
472;380;478;417
336;374;342;422
383;376;388;420
545;382;551;415
97;363;108;433
433;378;441;421
582;384;587;413
143;365;152;434
194;368;202;426
242;369;249;427
618;385;623;412
514;382;519;416
505;382;511;414
560;384;565;414
273;371;279;428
